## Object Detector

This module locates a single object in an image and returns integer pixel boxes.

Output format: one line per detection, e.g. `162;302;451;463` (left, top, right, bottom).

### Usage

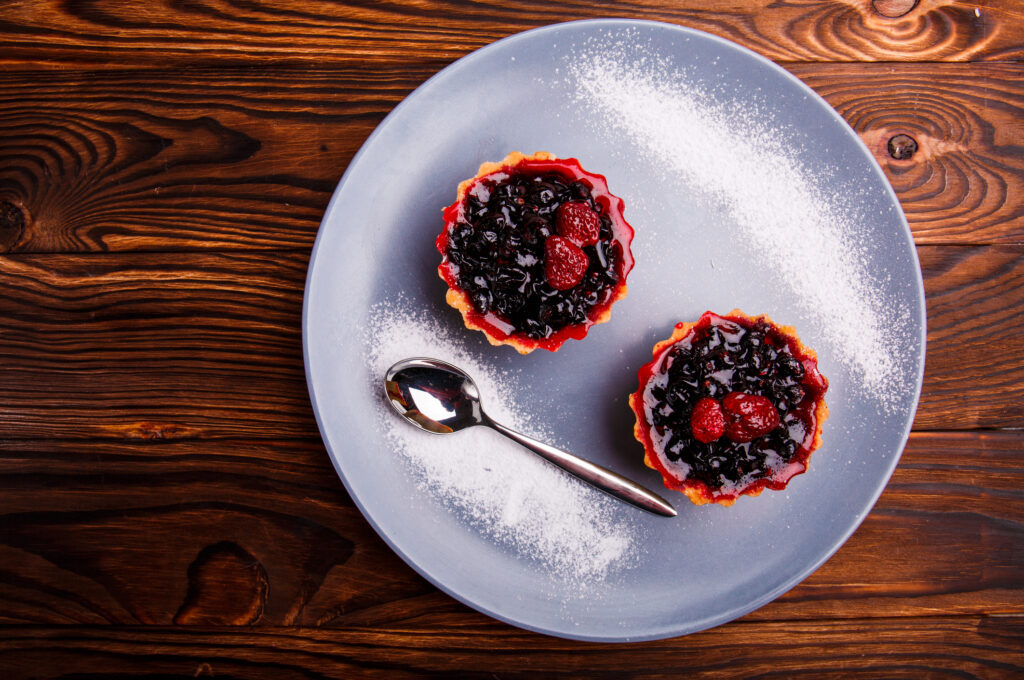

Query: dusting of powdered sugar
562;33;913;413
364;299;639;587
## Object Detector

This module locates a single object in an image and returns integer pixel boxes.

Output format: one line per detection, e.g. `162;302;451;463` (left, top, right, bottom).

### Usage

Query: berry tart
436;151;635;353
629;310;829;507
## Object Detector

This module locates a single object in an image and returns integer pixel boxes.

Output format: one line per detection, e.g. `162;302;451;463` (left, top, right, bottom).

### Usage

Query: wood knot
872;0;918;18
887;134;919;160
111;421;202;440
0;200;26;252
174;541;268;625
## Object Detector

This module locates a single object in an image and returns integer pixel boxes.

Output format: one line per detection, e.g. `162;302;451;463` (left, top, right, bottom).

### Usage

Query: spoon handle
482;415;677;517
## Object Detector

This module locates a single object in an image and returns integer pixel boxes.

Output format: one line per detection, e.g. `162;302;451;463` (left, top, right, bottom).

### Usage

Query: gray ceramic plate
303;20;925;641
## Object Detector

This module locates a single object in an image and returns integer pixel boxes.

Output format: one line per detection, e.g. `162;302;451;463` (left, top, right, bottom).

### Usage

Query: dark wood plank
0;245;1021;438
2;63;1021;254
0;251;317;439
0;617;1021;679
0;0;1020;69
0;68;390;252
0;431;1020;627
915;245;1024;430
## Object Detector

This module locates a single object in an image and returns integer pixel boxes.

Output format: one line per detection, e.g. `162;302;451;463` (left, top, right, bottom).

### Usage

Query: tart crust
437;151;633;354
629;309;829;507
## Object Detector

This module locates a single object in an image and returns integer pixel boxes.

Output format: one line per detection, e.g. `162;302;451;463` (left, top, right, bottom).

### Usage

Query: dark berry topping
638;314;826;496
544;235;588;290
439;167;627;341
556;201;601;246
690;397;725;444
722;392;780;443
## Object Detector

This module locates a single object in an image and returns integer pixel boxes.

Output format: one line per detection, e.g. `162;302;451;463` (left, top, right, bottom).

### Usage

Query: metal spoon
384;357;676;517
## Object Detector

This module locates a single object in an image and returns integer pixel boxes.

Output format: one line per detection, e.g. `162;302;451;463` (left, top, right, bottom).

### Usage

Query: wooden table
1;1;1022;676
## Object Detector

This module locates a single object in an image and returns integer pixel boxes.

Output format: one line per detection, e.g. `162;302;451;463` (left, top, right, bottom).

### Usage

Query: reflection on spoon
385;357;676;517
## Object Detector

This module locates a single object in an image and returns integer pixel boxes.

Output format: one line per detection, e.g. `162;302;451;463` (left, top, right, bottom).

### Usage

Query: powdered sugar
563;34;913;413
365;299;639;586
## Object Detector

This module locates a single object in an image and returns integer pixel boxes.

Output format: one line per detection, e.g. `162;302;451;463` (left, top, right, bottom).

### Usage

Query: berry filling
633;312;828;504
437;155;633;351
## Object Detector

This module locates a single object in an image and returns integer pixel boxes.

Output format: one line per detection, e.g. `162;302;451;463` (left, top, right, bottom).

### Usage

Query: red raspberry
555;201;601;247
544;236;588;290
802;358;829;395
690;397;725;443
722;392;780;443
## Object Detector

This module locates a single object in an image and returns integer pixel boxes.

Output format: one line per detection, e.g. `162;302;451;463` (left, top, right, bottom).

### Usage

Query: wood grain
0;245;1020;438
0;68;388;252
0;251;316;439
916;245;1024;429
0;617;1021;679
0;429;1021;627
2;63;1021;254
0;0;1021;69
789;63;1024;246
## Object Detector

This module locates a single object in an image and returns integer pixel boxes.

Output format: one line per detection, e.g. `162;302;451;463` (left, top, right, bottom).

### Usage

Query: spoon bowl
385;357;676;517
385;357;482;433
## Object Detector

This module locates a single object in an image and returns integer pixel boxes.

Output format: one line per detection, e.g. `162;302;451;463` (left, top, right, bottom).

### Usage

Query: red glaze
437;155;635;353
630;311;829;506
